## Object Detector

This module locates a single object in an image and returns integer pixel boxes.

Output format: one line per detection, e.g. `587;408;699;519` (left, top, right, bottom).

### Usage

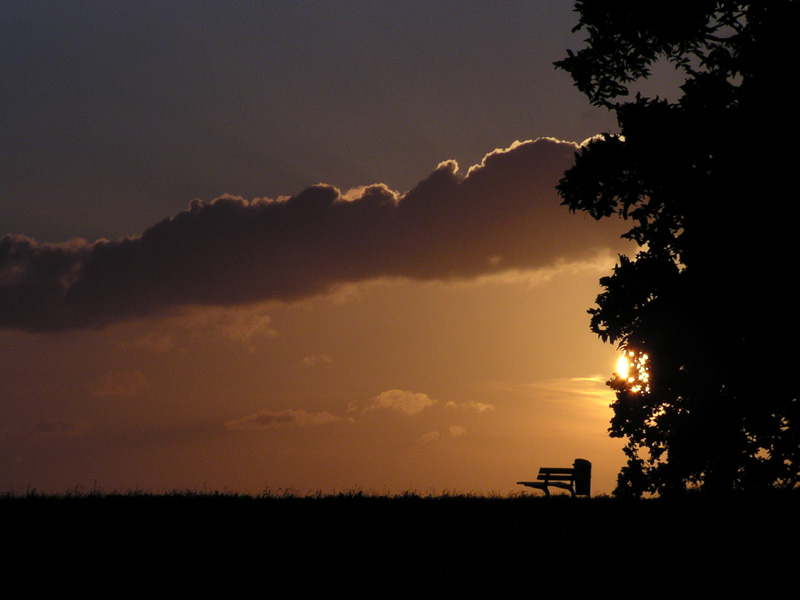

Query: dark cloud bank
1;138;624;332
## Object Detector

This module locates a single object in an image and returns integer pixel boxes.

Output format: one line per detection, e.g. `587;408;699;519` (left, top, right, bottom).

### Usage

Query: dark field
3;490;798;598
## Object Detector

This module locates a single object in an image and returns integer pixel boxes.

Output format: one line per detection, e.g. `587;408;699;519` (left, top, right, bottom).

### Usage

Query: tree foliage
556;1;800;495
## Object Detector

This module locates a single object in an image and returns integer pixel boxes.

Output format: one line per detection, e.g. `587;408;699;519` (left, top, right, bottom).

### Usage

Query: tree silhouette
556;1;800;495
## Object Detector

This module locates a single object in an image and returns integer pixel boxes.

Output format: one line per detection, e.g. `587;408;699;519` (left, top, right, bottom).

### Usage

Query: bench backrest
537;459;592;496
537;467;576;481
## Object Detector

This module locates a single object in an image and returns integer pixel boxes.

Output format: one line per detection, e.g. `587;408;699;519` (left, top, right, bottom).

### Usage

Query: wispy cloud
223;409;343;431
0;418;92;441
173;305;278;343
530;376;616;407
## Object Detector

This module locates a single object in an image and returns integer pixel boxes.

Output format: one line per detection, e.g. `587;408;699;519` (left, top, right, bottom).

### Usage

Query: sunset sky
1;2;681;496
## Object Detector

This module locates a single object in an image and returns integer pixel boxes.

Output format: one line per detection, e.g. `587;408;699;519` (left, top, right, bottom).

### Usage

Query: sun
615;350;650;393
616;353;631;380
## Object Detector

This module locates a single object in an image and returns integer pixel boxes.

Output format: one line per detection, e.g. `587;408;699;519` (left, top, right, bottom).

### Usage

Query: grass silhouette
3;489;797;597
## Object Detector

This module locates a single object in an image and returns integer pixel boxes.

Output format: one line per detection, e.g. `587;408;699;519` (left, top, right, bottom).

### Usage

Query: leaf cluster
556;1;800;496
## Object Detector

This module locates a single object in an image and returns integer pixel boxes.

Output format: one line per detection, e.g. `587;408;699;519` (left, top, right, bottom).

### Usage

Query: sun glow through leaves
616;350;650;394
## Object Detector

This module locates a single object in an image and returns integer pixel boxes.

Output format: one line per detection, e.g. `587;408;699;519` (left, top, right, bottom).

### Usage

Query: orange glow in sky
0;3;649;497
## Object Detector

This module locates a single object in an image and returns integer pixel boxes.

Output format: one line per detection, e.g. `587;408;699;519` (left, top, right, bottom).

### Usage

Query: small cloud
415;425;466;445
223;408;342;431
364;389;435;415
416;431;441;445
449;425;467;438
444;400;495;413
301;354;333;366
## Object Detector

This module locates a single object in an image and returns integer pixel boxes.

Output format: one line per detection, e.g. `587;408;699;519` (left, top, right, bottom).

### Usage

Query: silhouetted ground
3;490;798;597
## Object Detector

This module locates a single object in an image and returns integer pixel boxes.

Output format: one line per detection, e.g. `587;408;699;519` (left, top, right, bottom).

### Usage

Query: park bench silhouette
517;458;591;497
